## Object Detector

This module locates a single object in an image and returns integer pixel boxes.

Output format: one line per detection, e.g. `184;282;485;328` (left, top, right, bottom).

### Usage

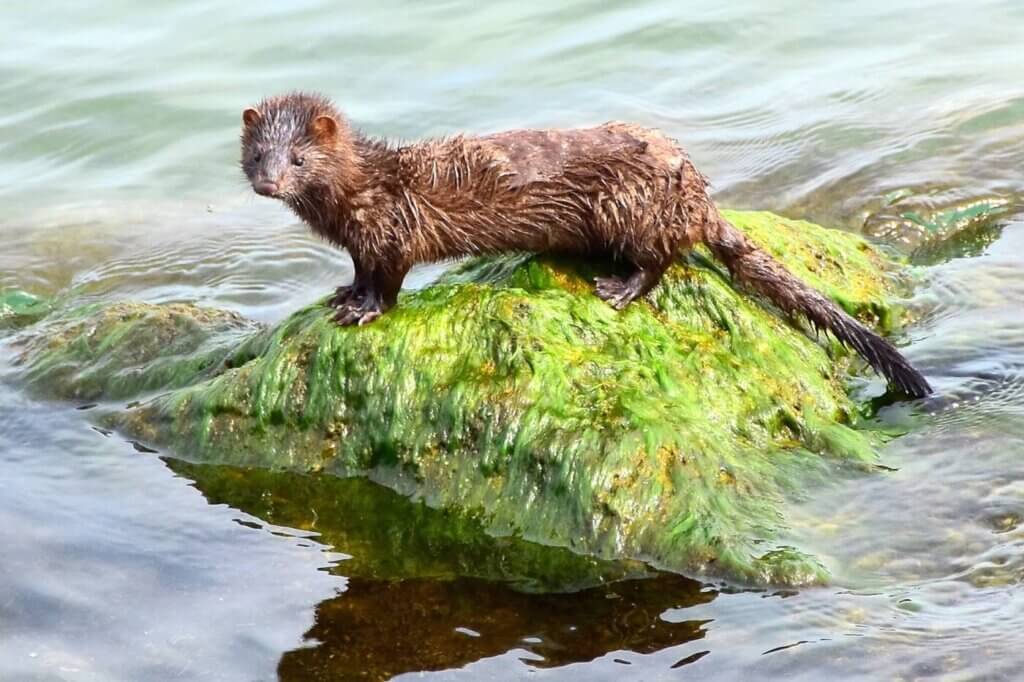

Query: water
1;1;1022;679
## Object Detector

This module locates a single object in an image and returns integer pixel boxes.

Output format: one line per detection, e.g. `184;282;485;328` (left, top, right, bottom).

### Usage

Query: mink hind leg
594;252;674;310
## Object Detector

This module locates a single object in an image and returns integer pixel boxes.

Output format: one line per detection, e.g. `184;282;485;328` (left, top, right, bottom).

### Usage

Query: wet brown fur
240;92;931;397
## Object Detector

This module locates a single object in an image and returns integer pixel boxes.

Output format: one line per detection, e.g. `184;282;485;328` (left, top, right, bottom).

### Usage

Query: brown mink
240;91;931;397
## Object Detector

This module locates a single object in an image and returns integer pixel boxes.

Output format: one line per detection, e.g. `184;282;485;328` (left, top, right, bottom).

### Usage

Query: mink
240;92;931;397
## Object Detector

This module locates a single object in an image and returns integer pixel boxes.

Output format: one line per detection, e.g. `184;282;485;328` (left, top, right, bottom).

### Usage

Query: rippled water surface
2;1;1022;680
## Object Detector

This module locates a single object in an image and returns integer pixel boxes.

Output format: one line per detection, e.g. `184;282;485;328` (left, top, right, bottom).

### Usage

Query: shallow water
1;1;1022;680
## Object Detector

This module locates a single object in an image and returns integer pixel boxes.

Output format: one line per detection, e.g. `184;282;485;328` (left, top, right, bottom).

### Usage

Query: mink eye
292;156;304;167
253;152;262;163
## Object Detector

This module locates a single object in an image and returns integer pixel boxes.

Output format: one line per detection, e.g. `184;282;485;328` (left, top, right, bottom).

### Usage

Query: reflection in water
167;459;714;679
166;460;651;592
278;575;712;680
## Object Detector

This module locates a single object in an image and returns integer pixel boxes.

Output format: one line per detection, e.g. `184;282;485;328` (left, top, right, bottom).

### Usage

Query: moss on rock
1;289;53;331
9;211;914;585
12;302;257;401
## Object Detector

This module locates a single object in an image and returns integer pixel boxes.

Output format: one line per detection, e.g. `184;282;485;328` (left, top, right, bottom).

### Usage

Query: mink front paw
328;284;364;309
332;299;384;326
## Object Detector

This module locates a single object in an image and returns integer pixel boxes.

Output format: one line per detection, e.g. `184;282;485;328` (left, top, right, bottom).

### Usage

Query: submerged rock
8;211;918;586
861;189;1014;263
0;289;52;331
11;301;257;401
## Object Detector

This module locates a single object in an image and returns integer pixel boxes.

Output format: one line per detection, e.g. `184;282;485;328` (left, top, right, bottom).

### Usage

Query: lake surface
2;1;1022;679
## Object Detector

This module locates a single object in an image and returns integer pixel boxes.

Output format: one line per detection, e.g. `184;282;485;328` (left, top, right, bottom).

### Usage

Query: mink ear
242;107;261;127
311;115;338;143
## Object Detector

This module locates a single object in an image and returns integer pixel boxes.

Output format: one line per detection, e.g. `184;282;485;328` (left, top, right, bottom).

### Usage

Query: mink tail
702;216;932;398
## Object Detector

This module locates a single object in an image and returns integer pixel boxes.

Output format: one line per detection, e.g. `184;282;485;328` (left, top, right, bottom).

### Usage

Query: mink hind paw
594;276;637;310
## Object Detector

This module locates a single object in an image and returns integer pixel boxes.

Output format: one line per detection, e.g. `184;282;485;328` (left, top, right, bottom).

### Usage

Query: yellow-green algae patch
9;211;915;586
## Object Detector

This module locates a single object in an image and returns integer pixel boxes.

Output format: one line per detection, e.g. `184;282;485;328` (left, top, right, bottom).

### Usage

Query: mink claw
356;311;381;326
331;304;359;326
331;309;351;326
331;300;383;327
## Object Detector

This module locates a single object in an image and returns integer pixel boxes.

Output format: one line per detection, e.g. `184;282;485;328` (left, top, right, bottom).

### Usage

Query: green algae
0;289;52;331
9;211;916;586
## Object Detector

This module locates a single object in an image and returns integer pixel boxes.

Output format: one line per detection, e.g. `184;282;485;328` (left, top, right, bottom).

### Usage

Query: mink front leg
328;260;369;309
332;260;410;326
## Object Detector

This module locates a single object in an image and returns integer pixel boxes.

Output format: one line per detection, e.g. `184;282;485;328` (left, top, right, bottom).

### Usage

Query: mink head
240;92;352;202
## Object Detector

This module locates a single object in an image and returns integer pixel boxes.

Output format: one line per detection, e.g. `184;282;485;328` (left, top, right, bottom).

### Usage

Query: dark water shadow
277;573;713;680
164;459;718;679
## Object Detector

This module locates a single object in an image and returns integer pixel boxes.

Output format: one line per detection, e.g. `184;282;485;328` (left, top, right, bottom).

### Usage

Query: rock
7;211;916;585
10;301;256;401
0;289;52;331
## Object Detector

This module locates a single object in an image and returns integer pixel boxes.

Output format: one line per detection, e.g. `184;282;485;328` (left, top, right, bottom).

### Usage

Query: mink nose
253;180;279;197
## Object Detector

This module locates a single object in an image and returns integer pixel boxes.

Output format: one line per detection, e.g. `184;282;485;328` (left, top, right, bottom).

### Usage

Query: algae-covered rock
1;289;53;331
8;211;916;585
12;302;257;401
